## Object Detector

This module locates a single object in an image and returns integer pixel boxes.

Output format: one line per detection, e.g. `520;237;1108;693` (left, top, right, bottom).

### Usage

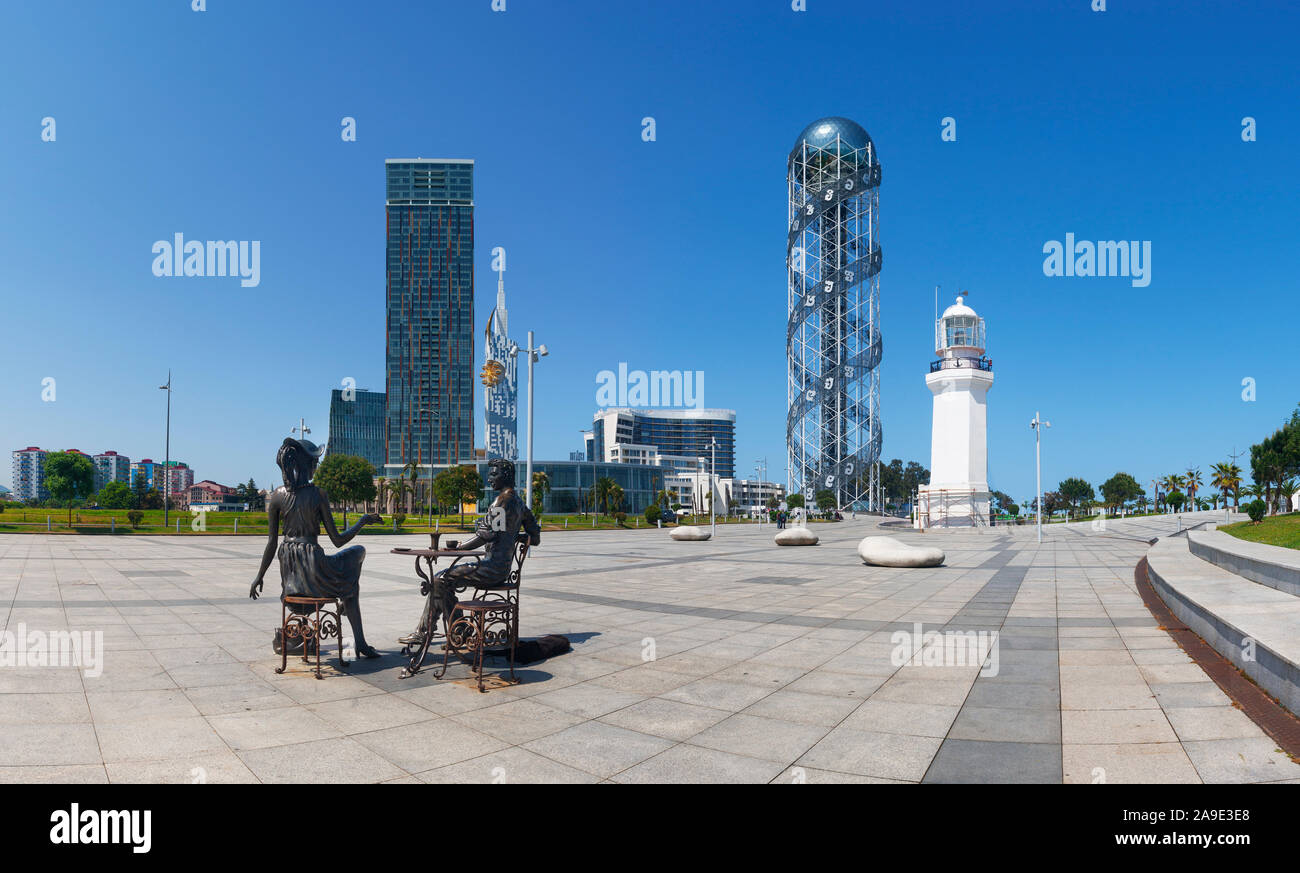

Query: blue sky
1;0;1297;502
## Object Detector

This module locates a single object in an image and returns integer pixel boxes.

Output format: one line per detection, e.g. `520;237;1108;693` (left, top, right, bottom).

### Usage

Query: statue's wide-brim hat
283;437;325;459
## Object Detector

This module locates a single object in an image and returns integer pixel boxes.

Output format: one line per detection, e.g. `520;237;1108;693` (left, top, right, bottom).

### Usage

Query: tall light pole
511;331;547;509
709;436;717;537
292;419;311;442
159;372;172;528
416;407;437;527
1031;411;1050;543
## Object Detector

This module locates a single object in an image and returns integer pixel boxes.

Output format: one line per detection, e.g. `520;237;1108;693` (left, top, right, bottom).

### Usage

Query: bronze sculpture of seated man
399;457;541;646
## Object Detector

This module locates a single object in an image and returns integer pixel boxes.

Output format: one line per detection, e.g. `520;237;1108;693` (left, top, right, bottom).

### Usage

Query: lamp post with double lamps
1031;411;1051;544
511;331;548;510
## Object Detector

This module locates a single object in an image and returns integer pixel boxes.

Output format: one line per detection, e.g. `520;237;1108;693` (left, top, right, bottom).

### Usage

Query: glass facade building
385;159;475;474
463;460;665;515
589;408;737;478
327;388;386;471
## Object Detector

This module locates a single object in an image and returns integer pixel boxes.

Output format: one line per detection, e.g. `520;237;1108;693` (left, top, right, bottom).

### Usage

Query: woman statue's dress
272;485;365;607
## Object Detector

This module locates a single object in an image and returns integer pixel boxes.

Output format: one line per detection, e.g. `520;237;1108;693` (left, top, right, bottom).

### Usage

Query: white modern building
663;470;786;517
589;407;736;478
915;295;994;528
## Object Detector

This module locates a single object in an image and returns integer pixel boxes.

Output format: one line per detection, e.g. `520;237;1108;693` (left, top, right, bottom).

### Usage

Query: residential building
11;447;49;502
93;450;131;492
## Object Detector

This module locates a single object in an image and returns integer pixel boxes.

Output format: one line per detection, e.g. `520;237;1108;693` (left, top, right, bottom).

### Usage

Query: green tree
432;468;459;517
132;475;150;509
453;465;484;527
98;480;135;509
313;454;377;526
645;504;661;524
45;452;95;525
814;489;836;513
593;476;617;516
607;483;625;514
1166;490;1187;512
1057;477;1094;516
1211;462;1243;510
531;471;551;513
787;493;805;510
400;459;420;514
1184;467;1203;509
126;510;144;529
1099;472;1141;514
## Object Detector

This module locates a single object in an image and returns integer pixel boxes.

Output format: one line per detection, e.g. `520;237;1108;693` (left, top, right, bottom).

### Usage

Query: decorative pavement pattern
1;513;1297;784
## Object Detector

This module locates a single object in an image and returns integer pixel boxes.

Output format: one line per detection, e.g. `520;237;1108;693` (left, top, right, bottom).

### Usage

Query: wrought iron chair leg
475;611;487;692
275;601;288;674
507;606;518;684
313;603;323;679
336;599;348;671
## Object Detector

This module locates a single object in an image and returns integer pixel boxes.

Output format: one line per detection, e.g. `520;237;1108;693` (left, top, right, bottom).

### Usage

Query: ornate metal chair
433;532;531;692
275;595;348;680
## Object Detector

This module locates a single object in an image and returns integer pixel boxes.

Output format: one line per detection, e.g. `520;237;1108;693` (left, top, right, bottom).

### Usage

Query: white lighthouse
915;295;993;528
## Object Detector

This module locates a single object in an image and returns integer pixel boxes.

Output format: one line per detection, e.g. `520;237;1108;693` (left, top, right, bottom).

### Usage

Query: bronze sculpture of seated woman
250;437;383;659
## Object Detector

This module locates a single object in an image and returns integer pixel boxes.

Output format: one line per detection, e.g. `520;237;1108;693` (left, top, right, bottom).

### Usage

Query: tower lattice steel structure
786;117;882;511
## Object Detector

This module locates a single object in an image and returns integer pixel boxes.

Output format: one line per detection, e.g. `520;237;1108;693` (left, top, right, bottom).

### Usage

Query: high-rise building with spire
482;251;518;460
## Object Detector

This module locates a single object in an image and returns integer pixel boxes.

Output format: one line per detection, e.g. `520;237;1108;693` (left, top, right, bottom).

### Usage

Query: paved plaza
1;514;1298;784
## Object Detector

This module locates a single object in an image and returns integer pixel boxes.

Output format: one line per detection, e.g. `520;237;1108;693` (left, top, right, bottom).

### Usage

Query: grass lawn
1219;513;1300;550
0;507;785;535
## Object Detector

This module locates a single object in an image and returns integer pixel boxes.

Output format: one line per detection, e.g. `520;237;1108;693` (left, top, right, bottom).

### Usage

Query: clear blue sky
2;0;1296;502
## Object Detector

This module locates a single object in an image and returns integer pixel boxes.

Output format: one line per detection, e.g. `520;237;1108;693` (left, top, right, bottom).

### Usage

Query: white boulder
857;536;944;568
671;525;712;541
774;527;819;546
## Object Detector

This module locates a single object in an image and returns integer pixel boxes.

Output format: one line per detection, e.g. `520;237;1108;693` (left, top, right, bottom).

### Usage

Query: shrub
614;511;627;526
644;505;661;524
126;510;144;529
393;512;407;529
1246;499;1266;524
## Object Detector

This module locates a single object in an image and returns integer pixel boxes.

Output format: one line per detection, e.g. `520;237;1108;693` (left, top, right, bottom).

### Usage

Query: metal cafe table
391;533;483;678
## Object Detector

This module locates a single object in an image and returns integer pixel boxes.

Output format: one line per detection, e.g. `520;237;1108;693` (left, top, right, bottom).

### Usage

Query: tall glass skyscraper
385;159;475;474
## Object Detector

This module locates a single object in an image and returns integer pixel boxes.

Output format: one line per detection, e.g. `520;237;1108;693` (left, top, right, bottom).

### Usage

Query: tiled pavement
1;512;1297;784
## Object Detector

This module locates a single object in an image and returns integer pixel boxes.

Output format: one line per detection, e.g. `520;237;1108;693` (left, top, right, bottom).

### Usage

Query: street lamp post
415;408;437;528
159;372;172;528
1031;411;1051;544
511;331;547;510
709;436;717;538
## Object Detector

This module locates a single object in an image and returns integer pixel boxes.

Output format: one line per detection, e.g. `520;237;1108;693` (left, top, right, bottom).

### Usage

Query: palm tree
400;460;420;514
389;480;412;516
1278;477;1299;514
593;476;616;517
607;483;625;515
1160;474;1182;512
1210;462;1235;511
1184;467;1203;510
374;477;388;514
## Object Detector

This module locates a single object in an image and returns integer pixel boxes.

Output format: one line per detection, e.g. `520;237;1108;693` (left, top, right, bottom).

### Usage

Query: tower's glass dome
790;117;873;160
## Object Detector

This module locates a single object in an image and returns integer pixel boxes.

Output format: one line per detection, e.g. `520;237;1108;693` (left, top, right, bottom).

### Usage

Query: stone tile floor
1;512;1297;783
